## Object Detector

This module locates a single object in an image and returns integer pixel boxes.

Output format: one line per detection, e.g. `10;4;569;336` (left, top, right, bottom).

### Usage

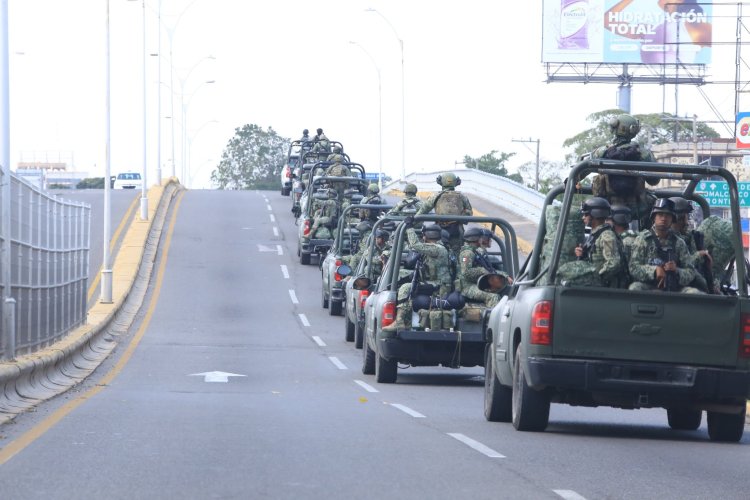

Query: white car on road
113;172;143;190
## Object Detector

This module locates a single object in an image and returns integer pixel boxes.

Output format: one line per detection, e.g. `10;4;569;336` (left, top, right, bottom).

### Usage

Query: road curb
0;179;183;425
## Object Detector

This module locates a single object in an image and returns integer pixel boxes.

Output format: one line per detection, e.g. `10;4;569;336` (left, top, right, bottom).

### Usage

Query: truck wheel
484;346;512;422
511;346;550;432
354;321;364;349
667;409;702;431
345;315;355;342
321;288;329;309
707;407;746;442
300;252;310;265
362;337;375;375
375;343;397;383
330;300;342;316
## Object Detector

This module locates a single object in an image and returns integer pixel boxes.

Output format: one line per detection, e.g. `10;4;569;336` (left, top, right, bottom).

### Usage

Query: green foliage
48;183;70;190
211;124;290;190
76;177;105;189
517;159;565;194
463;150;516;177
563;108;721;164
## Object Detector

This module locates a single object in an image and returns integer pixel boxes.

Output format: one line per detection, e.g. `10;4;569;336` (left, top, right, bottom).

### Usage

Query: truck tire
330;299;342;316
511;346;550;432
707;407;746;442
484;346;512;422
667;409;702;431
345;315;355;342
375;344;397;383
300;251;311;265
362;337;375;375
354;321;364;349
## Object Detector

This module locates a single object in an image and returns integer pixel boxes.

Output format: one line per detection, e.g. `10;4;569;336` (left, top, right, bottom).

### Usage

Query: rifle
692;230;715;294
656;245;679;292
577;227;593;261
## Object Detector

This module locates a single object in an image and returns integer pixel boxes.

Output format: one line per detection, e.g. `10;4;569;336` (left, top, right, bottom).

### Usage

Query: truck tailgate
552;287;741;367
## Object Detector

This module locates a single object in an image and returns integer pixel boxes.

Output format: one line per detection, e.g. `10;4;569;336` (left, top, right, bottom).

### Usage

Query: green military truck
483;158;750;442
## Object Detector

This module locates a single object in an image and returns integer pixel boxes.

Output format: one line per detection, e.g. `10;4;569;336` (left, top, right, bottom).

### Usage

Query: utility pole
663;114;699;164
512;138;540;191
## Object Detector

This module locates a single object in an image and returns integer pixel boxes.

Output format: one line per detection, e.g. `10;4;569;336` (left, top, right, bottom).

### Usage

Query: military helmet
580;197;611;219
316;128;323;135
303;129;309;135
669;197;693;215
608;114;640;140
610;205;631;226
332;145;342;153
650;198;676;219
356;220;372;233
367;183;380;195
436;172;461;188
421;223;442;240
463;226;484;242
404;183;417;195
374;229;390;240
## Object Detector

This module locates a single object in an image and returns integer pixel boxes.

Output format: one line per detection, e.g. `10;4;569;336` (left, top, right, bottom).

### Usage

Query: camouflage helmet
436;172;461;188
367;183;380;195
421;223;443;240
374;229;390;240
463;226;484;242
610;205;631;226
404;183;418;195
580;197;611;219
669;197;693;215
316;128;323;135
332;145;342;153
608;114;640;140
303;129;309;135
650;197;676;220
356;220;373;233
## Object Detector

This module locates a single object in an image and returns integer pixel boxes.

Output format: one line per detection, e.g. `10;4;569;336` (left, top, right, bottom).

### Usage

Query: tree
517;159;565;194
76;177;105;189
563;108;720;163
463;150;523;183
211;124;290;190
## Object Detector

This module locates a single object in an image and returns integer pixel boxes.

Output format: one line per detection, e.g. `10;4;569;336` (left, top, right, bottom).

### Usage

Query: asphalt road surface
0;189;748;500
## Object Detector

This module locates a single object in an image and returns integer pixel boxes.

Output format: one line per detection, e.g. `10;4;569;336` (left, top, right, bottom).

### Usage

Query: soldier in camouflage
388;183;424;216
669;197;713;293
628;198;702;293
359;184;385;222
383;223;453;332
608;205;637;262
364;229;390;278
457;227;511;307
417;173;473;253
342;220;373;270
326;145;345;164
557;197;627;288
310;189;339;239
312;128;330;153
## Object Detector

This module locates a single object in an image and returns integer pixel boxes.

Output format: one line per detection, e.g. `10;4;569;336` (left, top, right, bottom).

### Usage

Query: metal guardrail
0;173;91;360
384;169;545;223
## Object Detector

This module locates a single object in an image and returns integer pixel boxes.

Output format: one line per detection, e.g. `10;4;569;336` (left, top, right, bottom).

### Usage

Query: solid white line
267;204;272;211
280;265;289;279
288;290;299;304
299;314;310;327
312;336;326;347
354;379;379;393
276;244;283;255
447;433;505;458
328;357;347;370
273;226;279;237
553;490;588;500
269;214;276;222
390;403;426;418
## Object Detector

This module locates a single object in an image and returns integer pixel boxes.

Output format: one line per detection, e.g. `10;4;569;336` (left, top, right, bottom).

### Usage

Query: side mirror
336;264;352;278
352;275;371;290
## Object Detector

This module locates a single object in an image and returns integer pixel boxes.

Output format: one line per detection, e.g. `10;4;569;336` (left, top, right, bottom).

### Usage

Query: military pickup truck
358;214;519;383
483;158;750;442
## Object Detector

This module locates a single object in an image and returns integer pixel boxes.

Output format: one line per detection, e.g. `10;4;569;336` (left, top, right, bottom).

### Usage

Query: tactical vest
434;190;464;215
327;163;348;177
601;142;645;196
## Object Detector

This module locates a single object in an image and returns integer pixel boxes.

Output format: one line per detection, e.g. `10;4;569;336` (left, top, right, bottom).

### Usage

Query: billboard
542;0;713;65
737;112;750;150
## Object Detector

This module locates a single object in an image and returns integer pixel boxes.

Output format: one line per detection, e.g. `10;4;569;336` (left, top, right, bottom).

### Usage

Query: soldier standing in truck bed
417;172;472;253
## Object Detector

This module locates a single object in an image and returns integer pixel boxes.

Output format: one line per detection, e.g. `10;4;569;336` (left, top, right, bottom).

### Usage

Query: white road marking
273;226;279;237
328;356;347;370
189;371;247;383
553;490;588;500
288;290;299;304
276;245;283;255
299;313;310;327
391;403;426;418
257;244;278;252
447;433;505;458
354;380;379;393
312;336;326;347
269;214;276;222
267;204;272;211
280;265;289;279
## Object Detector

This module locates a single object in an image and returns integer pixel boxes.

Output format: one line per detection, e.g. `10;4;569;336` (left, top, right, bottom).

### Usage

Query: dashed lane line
280;265;289;279
288;290;299;304
354;380;379;393
328;356;347;370
269;214;276;222
273;226;279;237
299;313;310;327
391;403;425;418
553;490;588;500
312;336;326;347
267;204;272;211
447;433;505;458
276;244;283;255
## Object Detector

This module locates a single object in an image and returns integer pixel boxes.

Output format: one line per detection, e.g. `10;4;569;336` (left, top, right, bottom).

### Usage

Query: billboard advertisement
736;112;750;150
542;0;713;65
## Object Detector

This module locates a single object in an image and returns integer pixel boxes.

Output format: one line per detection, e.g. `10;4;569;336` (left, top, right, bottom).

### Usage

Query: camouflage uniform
557;224;626;288
457;244;508;307
698;216;734;291
310;197;338;239
620;229;638;266
312;133;330;153
417;189;472;253
388;196;424;216
674;228;710;292
628;229;702;293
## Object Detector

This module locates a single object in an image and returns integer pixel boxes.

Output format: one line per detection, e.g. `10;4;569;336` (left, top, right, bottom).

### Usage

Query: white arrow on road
189;371;247;383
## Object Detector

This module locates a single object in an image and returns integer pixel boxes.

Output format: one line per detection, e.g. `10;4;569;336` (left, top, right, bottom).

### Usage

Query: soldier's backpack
434;190;464;215
326;163;349;177
601;142;644;195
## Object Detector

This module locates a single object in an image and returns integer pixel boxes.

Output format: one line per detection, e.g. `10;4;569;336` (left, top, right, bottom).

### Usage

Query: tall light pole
365;8;405;183
512;137;540;191
101;0;113;304
180;78;214;183
349;41;382;189
138;0;148;220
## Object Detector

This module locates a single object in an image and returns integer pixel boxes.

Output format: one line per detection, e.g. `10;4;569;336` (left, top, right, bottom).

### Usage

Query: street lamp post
349;41;382;189
138;0;148;220
186;119;218;188
365;8;405;183
180;78;215;183
101;0;113;304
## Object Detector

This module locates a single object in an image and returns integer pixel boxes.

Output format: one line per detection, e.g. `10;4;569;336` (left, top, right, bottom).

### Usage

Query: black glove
403;215;414;226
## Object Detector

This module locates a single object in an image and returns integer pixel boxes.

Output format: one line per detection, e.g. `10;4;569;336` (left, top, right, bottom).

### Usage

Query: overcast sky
6;0;745;188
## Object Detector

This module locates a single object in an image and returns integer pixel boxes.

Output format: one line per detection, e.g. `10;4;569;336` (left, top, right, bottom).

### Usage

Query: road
0;189;748;499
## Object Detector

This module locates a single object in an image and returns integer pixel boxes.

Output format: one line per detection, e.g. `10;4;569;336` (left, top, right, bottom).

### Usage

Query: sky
5;0;747;188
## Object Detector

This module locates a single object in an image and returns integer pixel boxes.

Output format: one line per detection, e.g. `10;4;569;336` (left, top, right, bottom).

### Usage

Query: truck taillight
303;219;311;236
285;166;292;178
359;290;369;309
740;313;750;357
531;300;553;345
382;301;396;327
334;259;343;281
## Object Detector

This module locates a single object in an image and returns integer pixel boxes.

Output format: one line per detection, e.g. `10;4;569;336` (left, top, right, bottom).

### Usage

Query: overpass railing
0;173;91;360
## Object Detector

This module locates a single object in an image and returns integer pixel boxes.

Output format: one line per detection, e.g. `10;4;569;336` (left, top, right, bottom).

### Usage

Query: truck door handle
636;305;658;314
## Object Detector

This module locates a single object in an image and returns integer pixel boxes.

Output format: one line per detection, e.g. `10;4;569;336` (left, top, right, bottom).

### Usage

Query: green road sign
694;180;750;208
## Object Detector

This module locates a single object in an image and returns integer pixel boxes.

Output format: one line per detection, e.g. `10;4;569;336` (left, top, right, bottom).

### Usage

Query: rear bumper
379;330;485;367
527;356;750;403
301;238;333;255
